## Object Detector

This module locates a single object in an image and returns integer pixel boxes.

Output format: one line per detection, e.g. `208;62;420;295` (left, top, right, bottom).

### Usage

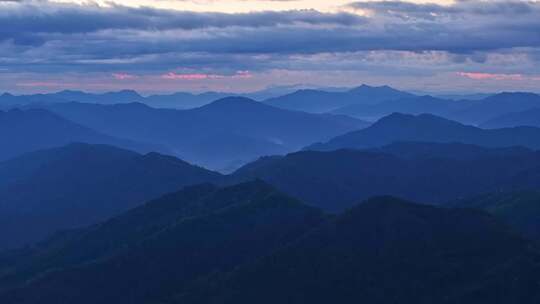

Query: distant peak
349;84;372;91
105;90;142;98
348;84;398;93
490;92;540;99
216;96;254;102
116;89;140;95
142;151;190;165
347;85;415;100
57;89;84;94
204;96;261;108
288;89;322;95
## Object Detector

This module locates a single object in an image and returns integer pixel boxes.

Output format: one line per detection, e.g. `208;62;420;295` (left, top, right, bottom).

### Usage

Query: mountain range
264;84;415;113
263;87;540;126
480;108;540;129
0;184;538;304
452;191;540;241
5;107;540;249
2;90;540;303
0;143;221;250
0;181;326;304
330;95;472;121
27;97;368;171
179;196;540;304
232;143;540;211
308;112;540;152
6;139;540;249
5;86;540;129
0;90;145;107
450;92;540;124
0;85;346;110
330;92;540;125
0;108;160;161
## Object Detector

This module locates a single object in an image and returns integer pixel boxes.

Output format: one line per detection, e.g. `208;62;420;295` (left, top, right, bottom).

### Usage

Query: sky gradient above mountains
1;0;540;94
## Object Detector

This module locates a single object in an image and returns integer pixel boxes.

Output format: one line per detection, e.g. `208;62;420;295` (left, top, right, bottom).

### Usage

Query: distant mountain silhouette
480;108;540;129
3;185;537;304
144;91;231;109
0;181;325;304
1;87;341;110
0;90;145;106
330;92;540;124
452;191;540;241
31;97;368;171
450;92;540;124
307;113;540;152
178;196;540;304
232;144;540;211
55;90;145;104
0;93;65;107
0;143;221;250
264;84;414;113
331;95;471;121
0;108;159;161
369;141;533;160
4;90;540;125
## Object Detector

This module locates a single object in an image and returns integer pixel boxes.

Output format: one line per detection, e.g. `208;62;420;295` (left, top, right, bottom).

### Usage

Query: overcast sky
1;0;539;94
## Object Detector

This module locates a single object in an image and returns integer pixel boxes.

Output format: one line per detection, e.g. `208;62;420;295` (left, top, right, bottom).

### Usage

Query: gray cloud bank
0;0;539;91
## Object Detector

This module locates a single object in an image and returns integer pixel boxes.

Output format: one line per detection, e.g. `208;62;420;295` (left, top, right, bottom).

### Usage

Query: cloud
0;3;365;44
1;0;540;93
1;1;539;53
112;72;138;80
161;72;224;80
161;70;253;80
456;71;540;81
349;0;537;19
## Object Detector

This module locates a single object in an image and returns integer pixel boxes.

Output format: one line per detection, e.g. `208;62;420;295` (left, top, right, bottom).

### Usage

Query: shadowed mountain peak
264;84;414;113
0;143;222;250
307;112;540;151
29;98;367;171
197;96;272;111
0;181;325;304
480;107;540;129
175;196;539;304
0;108;161;161
232;142;540;211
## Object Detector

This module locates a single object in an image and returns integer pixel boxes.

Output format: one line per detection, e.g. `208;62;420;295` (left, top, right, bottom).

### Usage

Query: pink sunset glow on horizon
2;0;540;94
456;72;528;81
112;73;139;80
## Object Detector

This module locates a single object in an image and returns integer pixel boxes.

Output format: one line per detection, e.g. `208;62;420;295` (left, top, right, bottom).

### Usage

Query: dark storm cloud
1;0;540;76
0;3;365;43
